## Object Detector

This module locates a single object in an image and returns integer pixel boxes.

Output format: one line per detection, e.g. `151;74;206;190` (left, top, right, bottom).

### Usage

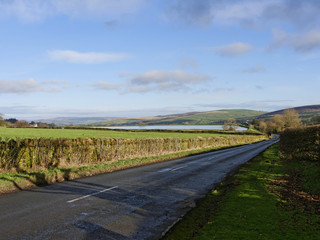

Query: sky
1;0;320;120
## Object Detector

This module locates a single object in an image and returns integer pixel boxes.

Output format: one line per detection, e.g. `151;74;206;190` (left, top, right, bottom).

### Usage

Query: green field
0;127;238;139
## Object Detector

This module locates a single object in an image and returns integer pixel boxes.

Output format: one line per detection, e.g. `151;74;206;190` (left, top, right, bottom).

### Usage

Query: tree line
0;115;55;128
252;109;302;134
221;109;318;135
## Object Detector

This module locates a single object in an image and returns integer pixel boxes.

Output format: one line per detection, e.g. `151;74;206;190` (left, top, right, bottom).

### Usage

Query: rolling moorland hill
89;109;266;126
35;105;320;126
256;105;320;122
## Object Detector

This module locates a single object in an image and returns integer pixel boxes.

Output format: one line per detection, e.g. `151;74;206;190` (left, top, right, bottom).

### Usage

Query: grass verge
162;143;320;240
0;142;257;195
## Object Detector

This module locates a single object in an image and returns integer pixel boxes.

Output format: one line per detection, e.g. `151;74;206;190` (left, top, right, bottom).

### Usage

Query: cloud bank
268;29;320;53
166;0;320;28
0;78;62;94
0;0;146;21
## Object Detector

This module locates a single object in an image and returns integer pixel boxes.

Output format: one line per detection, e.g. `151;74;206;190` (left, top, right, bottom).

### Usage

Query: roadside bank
163;143;320;240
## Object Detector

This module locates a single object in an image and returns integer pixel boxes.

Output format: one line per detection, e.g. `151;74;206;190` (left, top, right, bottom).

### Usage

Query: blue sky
0;0;320;120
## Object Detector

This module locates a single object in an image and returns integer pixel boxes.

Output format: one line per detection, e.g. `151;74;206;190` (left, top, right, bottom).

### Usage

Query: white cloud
0;78;62;94
42;80;69;85
166;0;215;28
291;30;320;52
48;50;130;64
213;0;277;25
127;70;211;92
0;0;50;21
0;0;146;21
268;29;320;53
131;70;209;85
92;70;212;93
214;42;253;57
242;65;266;73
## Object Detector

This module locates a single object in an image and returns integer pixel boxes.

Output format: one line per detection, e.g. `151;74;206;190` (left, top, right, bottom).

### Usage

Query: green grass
163;143;320;240
0;142;250;194
301;161;320;194
0;127;235;139
284;160;320;195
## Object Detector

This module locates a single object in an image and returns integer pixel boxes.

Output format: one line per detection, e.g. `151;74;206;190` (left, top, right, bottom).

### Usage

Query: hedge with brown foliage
0;135;266;171
280;125;320;161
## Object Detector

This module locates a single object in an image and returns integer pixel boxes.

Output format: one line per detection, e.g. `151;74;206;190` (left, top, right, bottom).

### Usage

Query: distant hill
37;117;118;126
89;109;266;126
257;105;320;122
36;105;320;126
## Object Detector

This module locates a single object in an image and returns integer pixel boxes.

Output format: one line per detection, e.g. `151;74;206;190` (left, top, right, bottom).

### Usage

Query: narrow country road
0;138;278;240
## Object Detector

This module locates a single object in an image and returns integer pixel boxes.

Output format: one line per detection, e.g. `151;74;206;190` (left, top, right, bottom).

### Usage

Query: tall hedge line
280;125;320;161
0;135;266;171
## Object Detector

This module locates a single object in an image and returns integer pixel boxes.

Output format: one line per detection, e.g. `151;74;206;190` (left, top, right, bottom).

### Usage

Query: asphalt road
0;137;278;240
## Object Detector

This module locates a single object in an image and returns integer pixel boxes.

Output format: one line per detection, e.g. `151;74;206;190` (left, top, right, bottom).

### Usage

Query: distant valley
89;109;266;126
37;117;118;126
37;105;320;126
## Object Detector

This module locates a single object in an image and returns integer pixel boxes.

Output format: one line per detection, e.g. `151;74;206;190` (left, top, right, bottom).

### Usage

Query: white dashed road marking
67;186;118;203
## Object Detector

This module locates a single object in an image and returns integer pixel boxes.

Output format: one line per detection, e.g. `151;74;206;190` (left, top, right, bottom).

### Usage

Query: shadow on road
22;171;200;239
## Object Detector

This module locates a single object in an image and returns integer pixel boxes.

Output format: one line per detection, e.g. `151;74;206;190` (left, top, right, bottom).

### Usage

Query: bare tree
258;119;267;133
14;120;30;128
268;114;285;133
38;123;49;128
0;114;6;127
282;109;302;128
223;118;238;131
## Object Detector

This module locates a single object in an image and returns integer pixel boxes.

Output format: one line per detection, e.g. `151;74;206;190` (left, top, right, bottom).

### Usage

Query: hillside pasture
90;109;265;126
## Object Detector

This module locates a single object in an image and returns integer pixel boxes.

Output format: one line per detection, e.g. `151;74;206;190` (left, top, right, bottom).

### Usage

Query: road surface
0;137;278;240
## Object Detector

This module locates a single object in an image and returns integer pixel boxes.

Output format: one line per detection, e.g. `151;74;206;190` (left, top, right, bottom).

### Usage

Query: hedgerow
280;125;320;161
0;135;266;171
